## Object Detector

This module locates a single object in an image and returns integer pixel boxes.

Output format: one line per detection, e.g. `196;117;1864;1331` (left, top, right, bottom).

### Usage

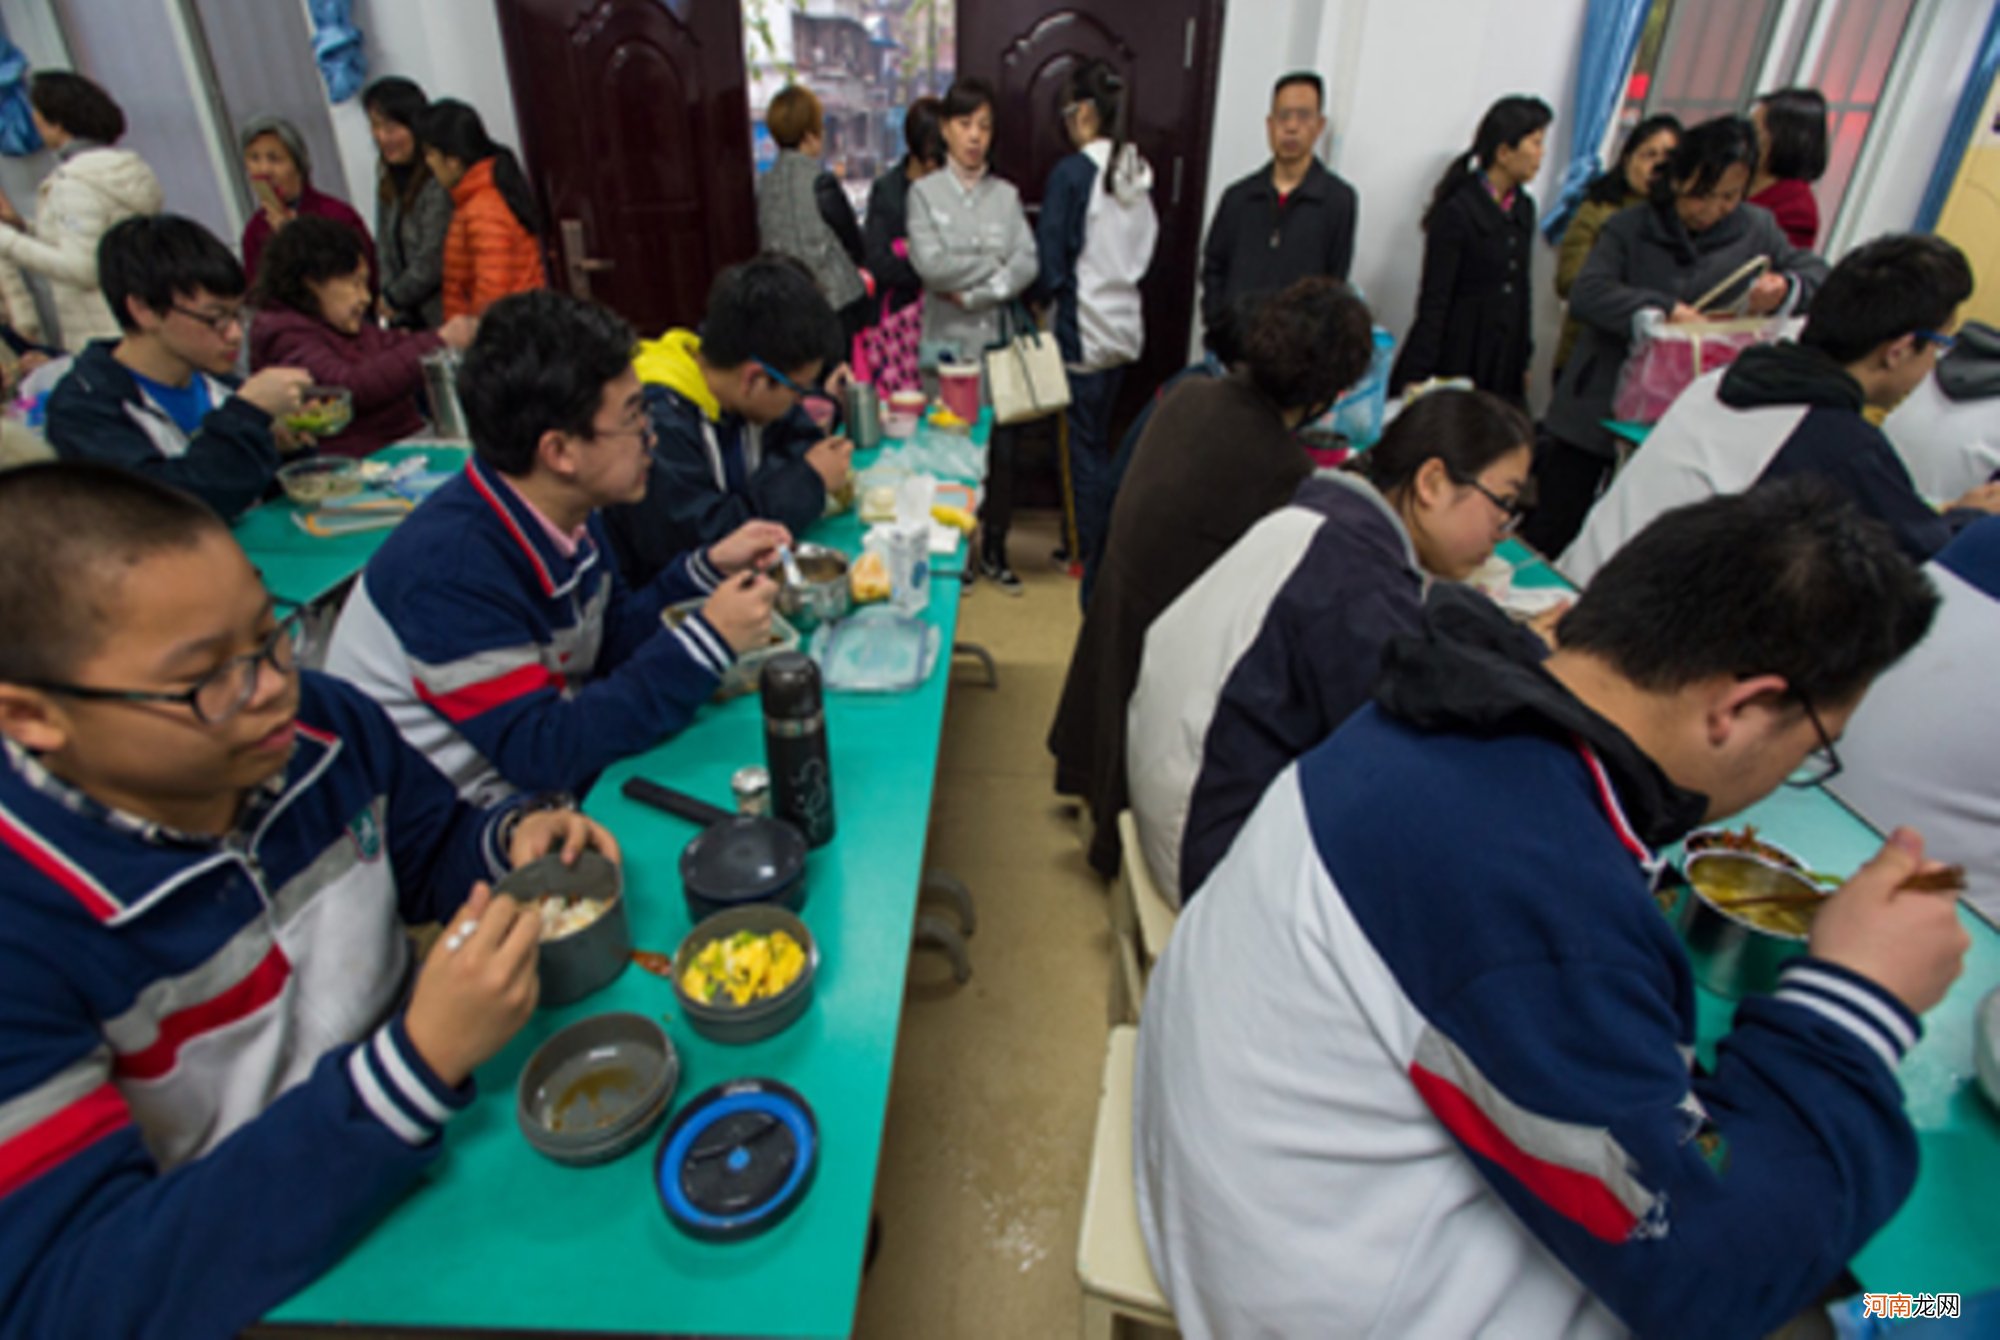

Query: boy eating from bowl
603;253;853;585
43;214;313;520
1135;480;1973;1340
326;290;784;806
0;462;616;1337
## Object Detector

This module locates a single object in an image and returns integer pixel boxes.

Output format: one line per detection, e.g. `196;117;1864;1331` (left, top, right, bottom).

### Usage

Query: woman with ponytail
414;100;547;319
1388;95;1551;406
1037;58;1158;599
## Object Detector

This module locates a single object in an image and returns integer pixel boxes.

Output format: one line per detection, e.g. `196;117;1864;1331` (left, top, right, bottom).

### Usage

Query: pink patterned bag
1611;318;1779;424
854;296;924;395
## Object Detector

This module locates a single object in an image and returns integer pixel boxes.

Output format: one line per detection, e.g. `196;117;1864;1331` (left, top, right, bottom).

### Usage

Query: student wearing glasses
326;291;783;806
1127;389;1541;907
0;462;619;1338
605;255;854;586
1561;234;2000;586
43;215;311;520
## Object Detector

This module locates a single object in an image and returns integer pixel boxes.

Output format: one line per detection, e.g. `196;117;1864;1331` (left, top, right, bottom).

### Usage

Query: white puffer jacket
0;146;163;348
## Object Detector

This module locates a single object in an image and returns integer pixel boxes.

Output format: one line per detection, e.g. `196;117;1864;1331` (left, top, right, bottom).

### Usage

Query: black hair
361;75;434;208
250;215;370;317
1422;95;1553;231
1584;113;1683;206
457;290;636;477
28;71;125;145
0;462;227;684
701;254;840;375
1801;233;1973;365
1063;59;1130;196
1559;478;1937;707
904;96;945;165
414;99;542;236
1755;87;1829;183
1360;388;1533;496
1241;276;1374;413
1653;114;1759;205
98;214;246;332
941;77;996;123
1273;71;1324;109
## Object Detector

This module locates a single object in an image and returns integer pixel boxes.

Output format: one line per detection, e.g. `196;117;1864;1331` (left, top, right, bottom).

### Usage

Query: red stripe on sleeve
114;945;291;1082
0;1084;132;1200
413;663;565;724
1410;1063;1639;1243
0;810;121;921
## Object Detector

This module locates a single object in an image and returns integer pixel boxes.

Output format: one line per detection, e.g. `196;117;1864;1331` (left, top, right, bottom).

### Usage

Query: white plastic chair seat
1077;1025;1177;1336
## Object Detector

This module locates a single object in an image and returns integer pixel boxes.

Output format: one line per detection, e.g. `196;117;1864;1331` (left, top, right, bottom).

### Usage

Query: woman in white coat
0;72;163;349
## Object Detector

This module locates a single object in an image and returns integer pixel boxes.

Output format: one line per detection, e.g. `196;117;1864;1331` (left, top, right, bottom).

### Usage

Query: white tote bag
984;302;1071;425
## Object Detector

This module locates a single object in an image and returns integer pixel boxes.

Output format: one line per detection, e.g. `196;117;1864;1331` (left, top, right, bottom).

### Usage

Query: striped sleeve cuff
669;608;736;678
346;1016;473;1147
1771;958;1922;1076
687;548;723;594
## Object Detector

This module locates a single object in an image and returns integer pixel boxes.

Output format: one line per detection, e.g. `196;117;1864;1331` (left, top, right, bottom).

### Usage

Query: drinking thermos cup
761;652;835;847
844;382;882;450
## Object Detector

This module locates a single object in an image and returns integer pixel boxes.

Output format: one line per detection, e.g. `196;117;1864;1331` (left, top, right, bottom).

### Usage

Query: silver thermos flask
421;348;469;441
844;381;882;450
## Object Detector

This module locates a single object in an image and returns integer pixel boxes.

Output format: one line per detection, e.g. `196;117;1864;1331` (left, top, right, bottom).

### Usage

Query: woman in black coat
1390;96;1552;407
863;97;946;315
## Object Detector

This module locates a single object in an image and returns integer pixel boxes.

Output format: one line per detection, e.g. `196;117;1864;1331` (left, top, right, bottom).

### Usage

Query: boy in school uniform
0;462;615;1337
327;289;784;806
43;214;313;520
603;254;854;585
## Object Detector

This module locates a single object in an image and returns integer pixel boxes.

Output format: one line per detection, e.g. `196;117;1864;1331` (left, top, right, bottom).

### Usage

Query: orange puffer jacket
441;158;548;319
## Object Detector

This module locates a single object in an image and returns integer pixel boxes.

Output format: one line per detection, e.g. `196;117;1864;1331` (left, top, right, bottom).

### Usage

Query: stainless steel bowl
1676;851;1826;998
671;904;819;1044
776;543;852;632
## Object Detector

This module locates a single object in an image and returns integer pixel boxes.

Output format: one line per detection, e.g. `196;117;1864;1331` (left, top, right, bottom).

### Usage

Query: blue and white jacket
1036;139;1157;372
327;454;734;805
1136;587;1924;1340
1127;472;1425;905
1562;342;1974;584
0;672;516;1340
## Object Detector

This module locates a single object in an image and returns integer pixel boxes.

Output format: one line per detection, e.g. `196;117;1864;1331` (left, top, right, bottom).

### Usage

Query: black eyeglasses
1453;472;1537;533
1784;693;1844;789
170;303;245;335
27;605;305;726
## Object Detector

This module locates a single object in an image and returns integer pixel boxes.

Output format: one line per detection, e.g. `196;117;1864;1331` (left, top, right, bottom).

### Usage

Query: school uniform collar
0;725;343;926
463;454;602;600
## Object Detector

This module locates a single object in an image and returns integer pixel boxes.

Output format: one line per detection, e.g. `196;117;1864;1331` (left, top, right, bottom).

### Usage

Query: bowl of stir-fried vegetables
670;905;818;1043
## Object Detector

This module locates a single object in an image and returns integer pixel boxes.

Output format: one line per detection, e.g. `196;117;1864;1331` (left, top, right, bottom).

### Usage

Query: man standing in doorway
1198;72;1359;351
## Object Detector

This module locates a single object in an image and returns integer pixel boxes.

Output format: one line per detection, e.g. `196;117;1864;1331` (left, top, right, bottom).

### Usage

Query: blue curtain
1542;0;1653;244
308;0;367;104
1916;1;2000;232
0;16;41;158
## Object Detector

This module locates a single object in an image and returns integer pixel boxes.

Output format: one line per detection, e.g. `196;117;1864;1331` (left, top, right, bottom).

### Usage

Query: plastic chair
1077;1024;1177;1339
1110;812;1178;1023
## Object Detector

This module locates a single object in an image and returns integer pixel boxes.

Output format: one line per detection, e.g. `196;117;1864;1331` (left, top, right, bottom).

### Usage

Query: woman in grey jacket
758;84;868;357
909;77;1039;592
363;78;451;330
1522;116;1827;557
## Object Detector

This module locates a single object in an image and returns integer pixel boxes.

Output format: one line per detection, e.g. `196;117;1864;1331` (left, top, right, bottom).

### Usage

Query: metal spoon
777;543;806;589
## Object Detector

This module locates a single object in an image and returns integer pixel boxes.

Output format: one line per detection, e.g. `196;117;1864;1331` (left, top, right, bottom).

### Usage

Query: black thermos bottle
761;652;835;847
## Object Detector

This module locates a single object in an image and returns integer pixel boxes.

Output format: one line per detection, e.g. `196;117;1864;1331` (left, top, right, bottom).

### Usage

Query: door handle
559;218;616;299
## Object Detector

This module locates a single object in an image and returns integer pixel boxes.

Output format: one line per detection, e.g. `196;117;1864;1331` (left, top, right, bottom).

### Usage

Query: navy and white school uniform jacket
1561;342;1965;585
1126;472;1424;906
1135;586;1924;1340
1883;320;2000;502
1036;139;1158;373
326;455;734;805
0;672;516;1339
1832;516;2000;921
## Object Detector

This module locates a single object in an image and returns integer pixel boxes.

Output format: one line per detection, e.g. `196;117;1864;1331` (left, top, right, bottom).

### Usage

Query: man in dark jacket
44;215;310;520
1198;72;1358;350
1562;234;2000;583
604;256;853;586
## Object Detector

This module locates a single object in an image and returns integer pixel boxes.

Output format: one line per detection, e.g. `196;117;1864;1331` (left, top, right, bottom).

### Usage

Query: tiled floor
853;513;1120;1339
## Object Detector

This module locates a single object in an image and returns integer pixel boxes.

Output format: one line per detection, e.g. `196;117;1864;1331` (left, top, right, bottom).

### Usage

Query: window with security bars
1609;0;1919;236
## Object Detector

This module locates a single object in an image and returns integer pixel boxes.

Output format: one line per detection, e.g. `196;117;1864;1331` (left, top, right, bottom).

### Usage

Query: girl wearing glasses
1127;388;1540;906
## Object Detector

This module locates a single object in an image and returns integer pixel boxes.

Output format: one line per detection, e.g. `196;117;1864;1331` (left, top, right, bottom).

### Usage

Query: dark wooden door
497;0;758;335
958;0;1226;426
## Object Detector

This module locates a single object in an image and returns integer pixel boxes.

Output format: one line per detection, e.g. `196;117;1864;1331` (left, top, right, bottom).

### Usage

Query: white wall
317;0;525;227
1199;0;1589;408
